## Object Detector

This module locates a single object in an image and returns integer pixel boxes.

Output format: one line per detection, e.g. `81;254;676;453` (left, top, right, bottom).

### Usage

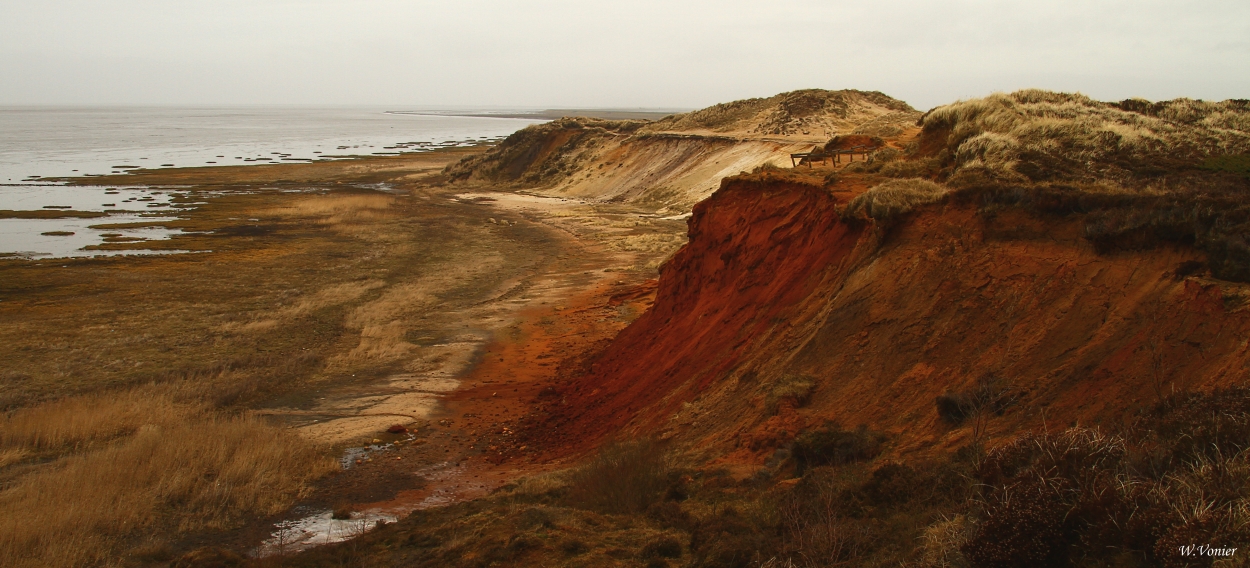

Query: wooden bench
831;145;873;163
789;150;829;168
790;145;876;167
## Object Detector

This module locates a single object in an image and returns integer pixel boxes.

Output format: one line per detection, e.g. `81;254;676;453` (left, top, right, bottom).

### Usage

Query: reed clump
0;387;336;568
963;387;1250;568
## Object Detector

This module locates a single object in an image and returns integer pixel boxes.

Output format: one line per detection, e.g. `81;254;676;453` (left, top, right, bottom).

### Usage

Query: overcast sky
1;0;1247;111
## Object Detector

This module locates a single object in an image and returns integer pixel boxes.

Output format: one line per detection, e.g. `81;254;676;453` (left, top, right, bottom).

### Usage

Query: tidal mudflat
0;184;195;258
0;146;686;566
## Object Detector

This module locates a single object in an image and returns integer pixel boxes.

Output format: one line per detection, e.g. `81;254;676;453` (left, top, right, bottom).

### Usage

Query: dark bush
936;375;1017;425
516;507;554;530
962;480;1069;568
330;504;353;520
965;391;1250;568
1201;153;1250;178
935;392;976;424
778;467;878;564
647;500;693;530
564;439;669;514
558;538;588;555
688;507;774;568
641;536;683;559
1139;386;1250;473
791;424;885;472
965;429;1128;568
861;462;921;507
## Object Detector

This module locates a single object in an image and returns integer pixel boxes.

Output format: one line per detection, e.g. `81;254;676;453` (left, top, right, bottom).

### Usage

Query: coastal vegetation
269;389;1250;568
5;88;1250;567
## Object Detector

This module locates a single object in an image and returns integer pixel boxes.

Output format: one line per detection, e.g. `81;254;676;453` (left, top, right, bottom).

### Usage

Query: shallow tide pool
0;184;193;258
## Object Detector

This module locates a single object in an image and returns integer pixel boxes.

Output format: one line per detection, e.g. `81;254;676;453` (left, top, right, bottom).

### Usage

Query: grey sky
1;0;1247;110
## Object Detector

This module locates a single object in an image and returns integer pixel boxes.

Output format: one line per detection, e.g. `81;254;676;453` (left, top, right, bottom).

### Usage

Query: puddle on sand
255;508;398;557
256;438;414;558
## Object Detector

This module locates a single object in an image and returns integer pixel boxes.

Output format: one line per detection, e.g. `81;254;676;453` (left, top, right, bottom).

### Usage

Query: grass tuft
0;388;335;568
767;374;816;413
843;178;949;220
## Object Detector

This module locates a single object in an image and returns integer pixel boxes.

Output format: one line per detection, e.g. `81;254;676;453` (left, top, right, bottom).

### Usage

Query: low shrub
558;538;588;555
640;536;683;559
918;90;1250;185
564;439;669;515
964;390;1250;568
791;424;885;472
879;157;941;178
1199;153;1250;178
963;428;1128;568
688;507;775;568
935;375;1017;425
778;467;877;565
767;374;816;413
917;515;973;568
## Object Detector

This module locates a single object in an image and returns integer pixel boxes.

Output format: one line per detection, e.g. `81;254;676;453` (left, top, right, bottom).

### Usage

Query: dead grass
963;389;1250;567
646;89;917;136
843;178;949;220
268;193;396;224
920;90;1250;184
767;374;816;414
0;388;336;568
0;388;195;455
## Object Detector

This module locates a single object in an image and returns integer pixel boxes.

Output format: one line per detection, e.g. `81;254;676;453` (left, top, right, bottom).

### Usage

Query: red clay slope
526;172;861;455
528;171;1250;465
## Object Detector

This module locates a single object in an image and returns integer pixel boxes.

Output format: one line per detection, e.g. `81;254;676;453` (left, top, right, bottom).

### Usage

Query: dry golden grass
608;232;688;255
215;279;386;335
0;388;194;454
843;178;949;220
270;194;396;221
0;388;336;568
916;515;972;568
921;90;1250;184
0;448;28;469
647;89;917;136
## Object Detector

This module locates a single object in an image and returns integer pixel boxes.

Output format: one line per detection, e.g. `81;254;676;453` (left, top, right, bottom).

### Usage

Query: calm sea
0;106;544;181
0;106;544;258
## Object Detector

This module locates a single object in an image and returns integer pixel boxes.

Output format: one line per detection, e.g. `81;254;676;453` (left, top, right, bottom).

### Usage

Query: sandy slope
445;89;921;214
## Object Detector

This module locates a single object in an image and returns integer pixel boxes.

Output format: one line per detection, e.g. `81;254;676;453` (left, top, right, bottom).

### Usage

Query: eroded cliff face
444;90;920;214
526;171;1250;466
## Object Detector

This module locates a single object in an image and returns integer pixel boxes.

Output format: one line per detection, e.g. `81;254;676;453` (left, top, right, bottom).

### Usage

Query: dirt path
223;180;682;555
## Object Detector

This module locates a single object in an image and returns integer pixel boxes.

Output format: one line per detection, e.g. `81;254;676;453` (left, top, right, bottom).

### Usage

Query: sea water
0;106;544;258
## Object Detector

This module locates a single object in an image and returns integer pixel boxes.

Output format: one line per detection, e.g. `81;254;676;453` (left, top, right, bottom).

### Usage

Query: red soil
521;173;861;456
343;166;1250;506
337;275;660;516
517;171;1250;471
